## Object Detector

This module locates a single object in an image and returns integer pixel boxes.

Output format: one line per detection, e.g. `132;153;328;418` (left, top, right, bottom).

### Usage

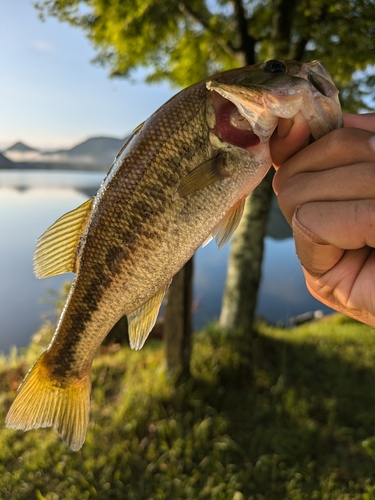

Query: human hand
271;113;375;327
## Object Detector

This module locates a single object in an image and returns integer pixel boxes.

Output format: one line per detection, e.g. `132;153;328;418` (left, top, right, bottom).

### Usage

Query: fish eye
264;60;286;74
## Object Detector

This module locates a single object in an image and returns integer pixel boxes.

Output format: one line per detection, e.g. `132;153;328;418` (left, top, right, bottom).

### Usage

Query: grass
2;314;375;499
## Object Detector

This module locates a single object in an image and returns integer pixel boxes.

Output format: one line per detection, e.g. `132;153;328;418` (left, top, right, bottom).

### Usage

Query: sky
0;0;176;151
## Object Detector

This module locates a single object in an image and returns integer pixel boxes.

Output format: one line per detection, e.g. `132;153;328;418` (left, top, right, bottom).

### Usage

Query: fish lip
306;61;339;98
303;61;343;135
308;72;337;97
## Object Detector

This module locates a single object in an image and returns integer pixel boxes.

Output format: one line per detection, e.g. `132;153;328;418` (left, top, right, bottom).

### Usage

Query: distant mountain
66;136;125;157
1;134;129;171
0;152;13;167
5;141;39;153
41;136;127;167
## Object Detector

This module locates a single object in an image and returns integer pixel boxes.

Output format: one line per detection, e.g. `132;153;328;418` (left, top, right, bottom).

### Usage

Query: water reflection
0;170;332;353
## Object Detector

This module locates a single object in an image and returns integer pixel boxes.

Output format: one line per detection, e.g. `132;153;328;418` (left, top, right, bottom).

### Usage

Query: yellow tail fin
5;351;91;451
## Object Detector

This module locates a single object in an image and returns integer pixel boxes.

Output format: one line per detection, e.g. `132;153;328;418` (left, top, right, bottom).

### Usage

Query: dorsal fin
201;234;213;248
127;284;170;350
33;197;94;279
132;121;145;135
212;197;246;249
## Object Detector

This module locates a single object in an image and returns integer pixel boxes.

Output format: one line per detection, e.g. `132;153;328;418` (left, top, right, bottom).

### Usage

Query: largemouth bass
6;60;342;450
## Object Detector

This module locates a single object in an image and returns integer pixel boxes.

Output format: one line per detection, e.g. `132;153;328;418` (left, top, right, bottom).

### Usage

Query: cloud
32;40;54;52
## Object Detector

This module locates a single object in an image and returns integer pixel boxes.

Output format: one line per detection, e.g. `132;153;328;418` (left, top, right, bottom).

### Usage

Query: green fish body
6;60;342;450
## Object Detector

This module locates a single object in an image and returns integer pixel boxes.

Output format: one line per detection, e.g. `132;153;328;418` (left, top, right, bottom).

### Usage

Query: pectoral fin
33;197;94;279
128;284;170;350
212;197;246;249
176;154;230;198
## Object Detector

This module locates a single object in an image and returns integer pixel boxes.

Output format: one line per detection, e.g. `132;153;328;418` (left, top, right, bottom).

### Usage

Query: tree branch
177;1;241;62
268;0;298;59
290;36;309;60
230;0;256;64
289;5;328;61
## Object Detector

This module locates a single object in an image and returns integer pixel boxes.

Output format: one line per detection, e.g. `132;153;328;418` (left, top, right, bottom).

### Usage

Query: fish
6;59;342;450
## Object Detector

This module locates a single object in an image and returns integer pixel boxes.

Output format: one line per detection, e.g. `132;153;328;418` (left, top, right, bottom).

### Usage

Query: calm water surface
0;170;331;353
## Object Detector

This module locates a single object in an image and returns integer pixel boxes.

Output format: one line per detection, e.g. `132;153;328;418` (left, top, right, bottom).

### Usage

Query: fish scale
6;60;342;451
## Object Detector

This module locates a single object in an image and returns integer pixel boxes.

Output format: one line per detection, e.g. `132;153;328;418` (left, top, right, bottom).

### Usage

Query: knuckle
362;199;375;230
277;173;308;221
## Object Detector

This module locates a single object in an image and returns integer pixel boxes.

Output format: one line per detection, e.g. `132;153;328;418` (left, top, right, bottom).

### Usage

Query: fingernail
277;118;294;138
369;135;375;151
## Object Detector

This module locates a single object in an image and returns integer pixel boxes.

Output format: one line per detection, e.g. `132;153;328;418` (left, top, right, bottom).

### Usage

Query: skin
270;112;375;327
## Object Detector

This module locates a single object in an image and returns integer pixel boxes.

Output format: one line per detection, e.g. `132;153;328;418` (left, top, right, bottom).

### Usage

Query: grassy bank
1;315;375;499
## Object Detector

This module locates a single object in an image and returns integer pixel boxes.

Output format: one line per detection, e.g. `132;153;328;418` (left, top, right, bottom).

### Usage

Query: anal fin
212;197;246;249
176;154;230;198
127;284;169;350
33;197;93;278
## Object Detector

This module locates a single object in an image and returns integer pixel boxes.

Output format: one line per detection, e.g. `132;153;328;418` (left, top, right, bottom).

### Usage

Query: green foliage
36;0;375;110
2;315;375;498
36;0;240;86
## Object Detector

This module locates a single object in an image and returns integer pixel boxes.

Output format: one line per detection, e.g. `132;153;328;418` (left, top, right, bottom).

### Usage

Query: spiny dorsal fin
212;197;246;249
34;197;94;279
128;284;169;350
114;121;145;159
176;154;230;198
132;121;145;135
5;350;91;451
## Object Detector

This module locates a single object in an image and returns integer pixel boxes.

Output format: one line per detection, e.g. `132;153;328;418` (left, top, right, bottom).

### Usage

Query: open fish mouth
206;60;342;150
209;96;261;150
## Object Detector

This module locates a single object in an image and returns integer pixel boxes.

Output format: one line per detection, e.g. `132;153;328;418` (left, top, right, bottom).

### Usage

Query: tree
220;0;375;332
164;258;193;377
37;0;375;367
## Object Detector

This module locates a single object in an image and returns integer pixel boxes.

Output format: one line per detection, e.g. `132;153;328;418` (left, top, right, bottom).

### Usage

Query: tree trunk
268;0;298;59
164;257;193;378
220;0;299;333
219;170;274;331
163;0;301;370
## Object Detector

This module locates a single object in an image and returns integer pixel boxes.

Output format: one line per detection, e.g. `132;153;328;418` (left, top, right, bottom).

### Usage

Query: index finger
273;127;375;195
343;113;375;131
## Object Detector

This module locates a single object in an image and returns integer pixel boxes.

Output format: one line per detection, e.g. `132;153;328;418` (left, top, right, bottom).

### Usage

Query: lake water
0;170;332;353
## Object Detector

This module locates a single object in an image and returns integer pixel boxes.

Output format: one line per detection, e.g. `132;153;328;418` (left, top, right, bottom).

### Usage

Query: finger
271;113;375;169
270;112;311;168
292;210;344;276
343;113;375;132
292;199;375;276
273;128;375;194
301;247;375;328
297;200;375;250
271;114;375;174
277;162;375;223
